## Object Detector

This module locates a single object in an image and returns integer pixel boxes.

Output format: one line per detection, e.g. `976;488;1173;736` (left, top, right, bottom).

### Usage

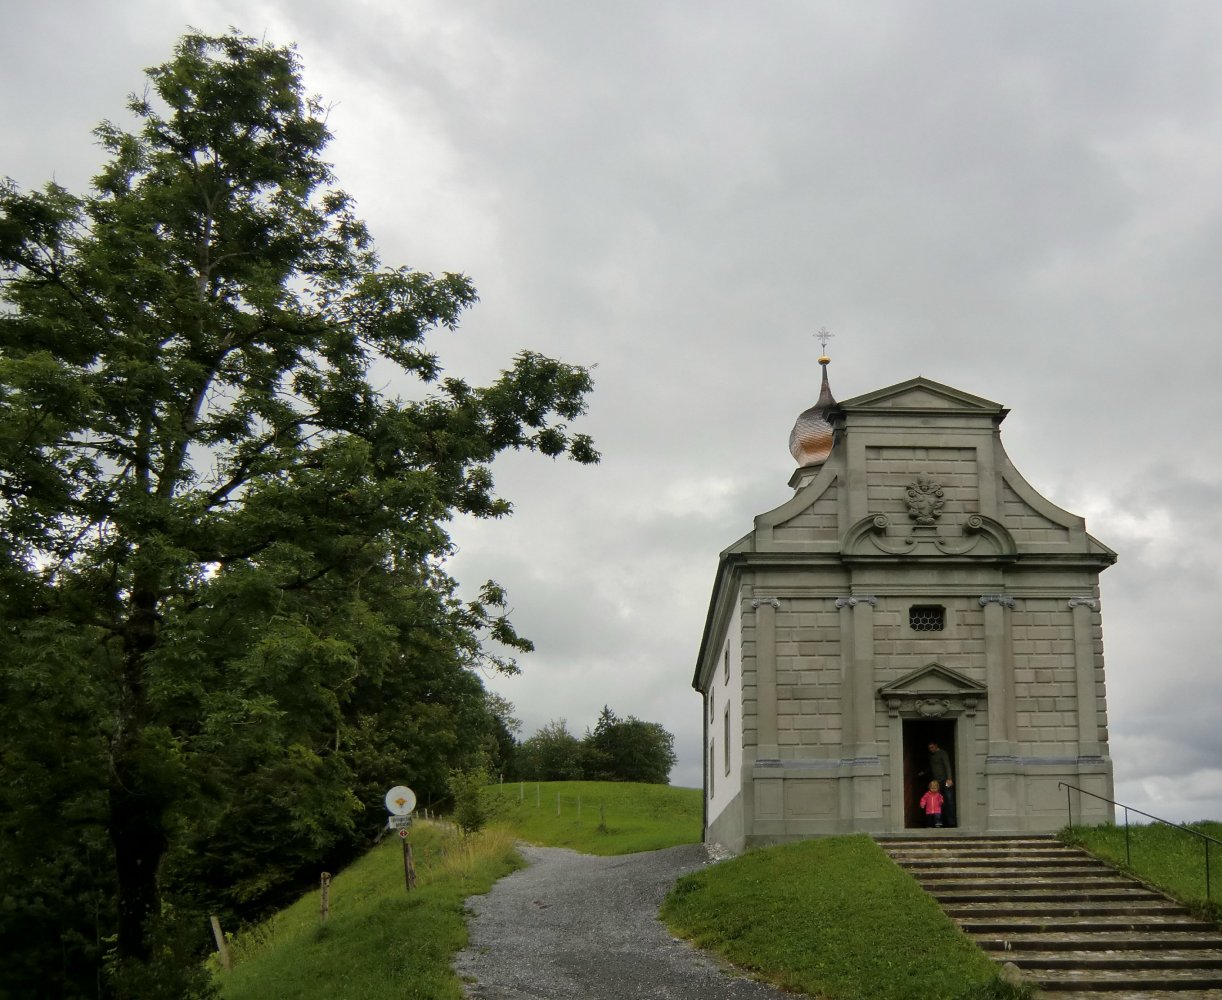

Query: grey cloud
7;0;1222;816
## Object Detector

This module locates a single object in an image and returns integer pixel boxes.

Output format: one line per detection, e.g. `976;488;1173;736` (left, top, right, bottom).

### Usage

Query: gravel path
454;843;796;1000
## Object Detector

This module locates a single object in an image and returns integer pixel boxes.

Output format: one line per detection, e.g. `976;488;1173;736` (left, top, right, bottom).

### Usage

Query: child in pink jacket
920;780;944;828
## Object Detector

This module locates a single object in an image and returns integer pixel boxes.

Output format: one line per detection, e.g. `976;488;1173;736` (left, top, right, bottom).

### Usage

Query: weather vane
815;327;834;355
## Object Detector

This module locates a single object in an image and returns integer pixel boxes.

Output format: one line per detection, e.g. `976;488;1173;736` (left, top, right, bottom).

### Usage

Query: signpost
385;785;416;816
385;785;417;891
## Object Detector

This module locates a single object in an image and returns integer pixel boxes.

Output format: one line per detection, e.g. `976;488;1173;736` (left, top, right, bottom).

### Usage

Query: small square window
910;605;945;631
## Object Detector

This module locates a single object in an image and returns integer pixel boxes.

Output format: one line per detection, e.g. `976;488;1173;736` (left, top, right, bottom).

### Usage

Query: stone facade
693;376;1116;852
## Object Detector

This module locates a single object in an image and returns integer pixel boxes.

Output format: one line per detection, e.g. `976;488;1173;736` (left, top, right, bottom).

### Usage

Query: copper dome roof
788;357;836;467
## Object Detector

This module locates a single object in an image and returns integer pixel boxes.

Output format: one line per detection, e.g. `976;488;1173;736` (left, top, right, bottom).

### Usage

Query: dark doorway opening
902;718;956;829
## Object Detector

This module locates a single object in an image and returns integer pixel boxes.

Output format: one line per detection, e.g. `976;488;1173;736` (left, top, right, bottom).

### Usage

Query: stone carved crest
906;477;945;524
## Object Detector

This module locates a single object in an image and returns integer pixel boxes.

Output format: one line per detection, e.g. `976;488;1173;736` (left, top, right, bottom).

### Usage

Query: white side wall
706;596;743;827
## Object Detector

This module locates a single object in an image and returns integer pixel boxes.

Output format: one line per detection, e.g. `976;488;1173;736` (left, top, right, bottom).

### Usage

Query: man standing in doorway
928;741;955;827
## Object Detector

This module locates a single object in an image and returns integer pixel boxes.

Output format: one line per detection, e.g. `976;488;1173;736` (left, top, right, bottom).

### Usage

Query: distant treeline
505;707;678;785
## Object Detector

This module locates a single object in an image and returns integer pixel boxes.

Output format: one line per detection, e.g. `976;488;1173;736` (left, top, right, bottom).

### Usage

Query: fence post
403;838;417;892
1206;840;1212;902
556;791;561;817
209;916;231;971
1124;808;1131;867
320;872;331;923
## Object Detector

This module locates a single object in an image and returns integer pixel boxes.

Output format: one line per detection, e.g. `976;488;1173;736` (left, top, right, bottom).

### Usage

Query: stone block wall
1001;481;1072;545
865;446;980;520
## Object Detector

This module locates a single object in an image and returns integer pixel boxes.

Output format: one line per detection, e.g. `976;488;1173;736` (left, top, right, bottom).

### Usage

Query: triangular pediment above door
880;662;988;698
877;662;988;718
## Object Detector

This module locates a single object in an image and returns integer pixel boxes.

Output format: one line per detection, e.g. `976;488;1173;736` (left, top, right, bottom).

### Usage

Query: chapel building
693;357;1116;851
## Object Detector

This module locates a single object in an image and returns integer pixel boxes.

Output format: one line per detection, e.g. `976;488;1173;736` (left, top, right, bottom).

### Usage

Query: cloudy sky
5;2;1220;822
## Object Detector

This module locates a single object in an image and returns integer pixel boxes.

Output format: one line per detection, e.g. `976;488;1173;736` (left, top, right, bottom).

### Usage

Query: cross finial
815;327;834;354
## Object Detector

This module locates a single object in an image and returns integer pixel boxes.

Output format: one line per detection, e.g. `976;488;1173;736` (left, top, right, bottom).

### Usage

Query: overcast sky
5;1;1220;823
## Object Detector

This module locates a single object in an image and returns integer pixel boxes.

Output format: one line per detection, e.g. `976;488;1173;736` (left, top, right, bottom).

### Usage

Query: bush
449;764;492;836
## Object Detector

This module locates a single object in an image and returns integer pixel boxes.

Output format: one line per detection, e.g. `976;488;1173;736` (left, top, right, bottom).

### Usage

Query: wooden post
536;783;541;808
577;795;581;818
210;915;231;971
402;837;417;891
556;791;561;817
320;872;331;922
598;802;607;833
520;780;524;801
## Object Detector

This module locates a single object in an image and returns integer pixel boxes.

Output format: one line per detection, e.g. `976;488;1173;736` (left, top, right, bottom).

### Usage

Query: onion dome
788;356;836;467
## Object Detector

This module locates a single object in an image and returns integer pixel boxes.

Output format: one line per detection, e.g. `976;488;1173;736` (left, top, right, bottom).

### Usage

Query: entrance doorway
902;718;956;829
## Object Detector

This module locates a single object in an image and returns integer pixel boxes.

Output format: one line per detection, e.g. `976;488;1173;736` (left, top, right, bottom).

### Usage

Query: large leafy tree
512;718;586;781
0;30;595;997
582;706;677;784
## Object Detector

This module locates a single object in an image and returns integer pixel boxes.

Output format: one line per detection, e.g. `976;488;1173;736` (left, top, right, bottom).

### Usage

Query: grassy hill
213;782;701;999
214;822;520;1000
661;835;1028;1000
1066;820;1222;920
480;779;702;854
214;782;1033;999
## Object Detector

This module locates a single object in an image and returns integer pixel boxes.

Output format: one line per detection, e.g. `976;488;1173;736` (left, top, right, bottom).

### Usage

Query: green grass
480;780;703;854
216;786;1034;1000
1063;820;1222;920
660;835;1030;1000
214;822;522;1000
213;783;701;998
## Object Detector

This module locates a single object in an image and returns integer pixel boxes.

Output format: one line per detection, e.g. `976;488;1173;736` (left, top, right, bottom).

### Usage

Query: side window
709;742;715;798
723;704;731;775
723;646;730;683
709;689;715;723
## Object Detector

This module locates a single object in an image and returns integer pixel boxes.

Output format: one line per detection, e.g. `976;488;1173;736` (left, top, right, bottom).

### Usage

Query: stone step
977;933;1222;951
899;855;1099;860
1030;967;1222;989
1006;951;1222;969
887;848;1079;857
1045;992;1222;999
961;916;1217;934
878;834;1222;997
933;887;1166;904
891;854;1093;865
919;877;1141;891
881;836;1070;845
884;845;1085;855
897;857;1097;869
909;858;1105;865
944;901;1186;917
881;837;1071;845
879;831;1060;836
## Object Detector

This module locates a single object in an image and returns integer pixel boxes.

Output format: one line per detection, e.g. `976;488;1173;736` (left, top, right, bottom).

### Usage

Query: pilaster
1070;596;1103;756
982;594;1017;755
753;597;779;760
836;595;878;757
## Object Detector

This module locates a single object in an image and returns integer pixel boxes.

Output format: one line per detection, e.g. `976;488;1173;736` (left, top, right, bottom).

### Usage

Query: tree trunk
110;581;167;965
108;763;168;963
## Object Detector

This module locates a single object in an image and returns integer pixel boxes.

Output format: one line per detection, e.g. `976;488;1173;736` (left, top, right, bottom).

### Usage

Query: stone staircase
878;834;1222;998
